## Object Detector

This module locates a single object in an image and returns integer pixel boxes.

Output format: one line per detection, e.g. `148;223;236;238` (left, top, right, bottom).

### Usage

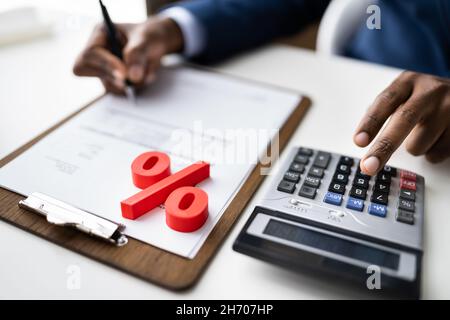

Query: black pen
99;0;136;104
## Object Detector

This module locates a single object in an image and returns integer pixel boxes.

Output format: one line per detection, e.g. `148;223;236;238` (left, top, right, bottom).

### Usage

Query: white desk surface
1;17;449;299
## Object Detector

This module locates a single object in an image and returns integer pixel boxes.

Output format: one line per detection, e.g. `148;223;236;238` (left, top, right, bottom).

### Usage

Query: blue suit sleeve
175;0;330;63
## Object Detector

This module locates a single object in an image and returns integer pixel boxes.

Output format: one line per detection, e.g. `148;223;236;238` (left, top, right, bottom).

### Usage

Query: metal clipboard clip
19;192;128;247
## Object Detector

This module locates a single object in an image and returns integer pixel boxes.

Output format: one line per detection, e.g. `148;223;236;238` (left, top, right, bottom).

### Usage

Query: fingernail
354;132;370;147
128;65;144;82
112;70;125;81
362;156;380;175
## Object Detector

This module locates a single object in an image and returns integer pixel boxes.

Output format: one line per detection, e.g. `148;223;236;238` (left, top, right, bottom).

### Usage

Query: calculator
233;147;424;299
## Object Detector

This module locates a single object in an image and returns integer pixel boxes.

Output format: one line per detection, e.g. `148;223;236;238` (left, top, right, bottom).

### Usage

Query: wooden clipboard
0;87;310;291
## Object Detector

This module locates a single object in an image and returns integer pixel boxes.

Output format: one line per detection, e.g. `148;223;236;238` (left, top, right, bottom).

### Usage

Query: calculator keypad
277;180;296;194
283;171;300;183
400;189;415;201
275;147;423;228
324;191;343;205
304;176;321;188
396;209;414;225
308;167;324;178
298;185;316;199
346;197;364;211
312;152;331;169
349;186;366;200
289;162;305;173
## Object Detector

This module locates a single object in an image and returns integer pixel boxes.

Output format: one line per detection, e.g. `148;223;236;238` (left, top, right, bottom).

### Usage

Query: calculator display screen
263;219;400;270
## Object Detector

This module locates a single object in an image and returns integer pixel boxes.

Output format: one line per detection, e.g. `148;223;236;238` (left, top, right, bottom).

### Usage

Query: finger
123;28;151;84
101;78;126;95
360;96;427;175
74;24;113;73
129;58;160;90
405;113;447;156
74;47;127;82
426;128;450;163
353;72;414;147
86;63;125;91
123;27;166;85
84;23;127;48
84;24;110;48
140;58;161;87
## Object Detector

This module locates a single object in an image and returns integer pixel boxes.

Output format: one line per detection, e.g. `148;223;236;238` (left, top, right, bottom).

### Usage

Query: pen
99;0;136;105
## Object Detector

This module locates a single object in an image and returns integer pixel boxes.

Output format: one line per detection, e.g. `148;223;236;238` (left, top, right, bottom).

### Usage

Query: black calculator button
398;199;415;212
313;152;331;169
339;156;354;166
356;171;371;180
356;164;371;180
376;173;391;184
371;192;388;205
396;210;414;225
382;165;397;177
333;173;348;184
350;186;367;200
304;176;321;188
336;163;351;175
289;162;305;173
277;180;296;194
329;182;345;195
298;147;313;156
298;185;316;199
308;166;324;178
353;177;369;189
284;171;300;183
400;189;416;201
373;182;390;194
294;154;309;165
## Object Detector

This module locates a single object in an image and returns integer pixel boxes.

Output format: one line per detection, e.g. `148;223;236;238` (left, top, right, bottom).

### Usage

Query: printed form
0;66;301;258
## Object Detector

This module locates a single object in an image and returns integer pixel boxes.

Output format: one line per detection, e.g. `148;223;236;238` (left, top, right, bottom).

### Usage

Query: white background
0;0;147;23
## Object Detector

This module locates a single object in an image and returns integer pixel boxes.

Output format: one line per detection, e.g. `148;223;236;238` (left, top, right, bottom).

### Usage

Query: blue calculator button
369;203;387;217
346;197;364;211
324;192;343;206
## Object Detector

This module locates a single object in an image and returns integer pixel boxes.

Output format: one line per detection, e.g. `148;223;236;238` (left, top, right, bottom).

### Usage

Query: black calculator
233;147;424;299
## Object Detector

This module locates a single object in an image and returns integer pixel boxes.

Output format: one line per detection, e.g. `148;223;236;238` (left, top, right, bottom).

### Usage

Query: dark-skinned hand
354;71;450;175
73;17;183;94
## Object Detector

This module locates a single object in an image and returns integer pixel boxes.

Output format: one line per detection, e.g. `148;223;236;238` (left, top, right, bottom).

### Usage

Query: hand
73;17;183;94
354;71;450;175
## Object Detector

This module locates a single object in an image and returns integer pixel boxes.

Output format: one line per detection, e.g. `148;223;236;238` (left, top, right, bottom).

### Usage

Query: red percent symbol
121;151;210;232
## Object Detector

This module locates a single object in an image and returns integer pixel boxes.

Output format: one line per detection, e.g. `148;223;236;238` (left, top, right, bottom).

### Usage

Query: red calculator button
400;170;417;181
400;179;416;191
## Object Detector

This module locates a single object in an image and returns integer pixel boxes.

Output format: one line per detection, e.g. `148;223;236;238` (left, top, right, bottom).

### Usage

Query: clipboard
0;79;310;290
